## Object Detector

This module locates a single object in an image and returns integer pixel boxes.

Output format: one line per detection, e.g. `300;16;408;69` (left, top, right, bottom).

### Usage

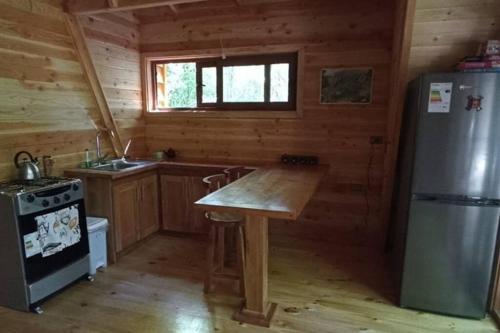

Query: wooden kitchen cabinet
161;174;208;234
161;175;188;232
113;180;140;252
139;174;160;239
68;169;160;262
113;173;160;252
67;163;227;262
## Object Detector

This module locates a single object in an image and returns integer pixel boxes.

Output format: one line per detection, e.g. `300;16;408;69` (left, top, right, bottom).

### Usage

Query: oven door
17;199;89;284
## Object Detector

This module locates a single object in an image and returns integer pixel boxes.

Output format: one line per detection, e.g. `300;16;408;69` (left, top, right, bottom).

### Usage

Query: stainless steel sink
91;160;149;172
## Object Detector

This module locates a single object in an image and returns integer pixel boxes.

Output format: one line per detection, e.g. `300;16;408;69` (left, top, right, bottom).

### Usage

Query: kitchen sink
91;160;149;172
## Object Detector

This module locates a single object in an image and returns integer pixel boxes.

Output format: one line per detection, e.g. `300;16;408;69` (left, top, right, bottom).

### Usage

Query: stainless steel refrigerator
392;72;500;319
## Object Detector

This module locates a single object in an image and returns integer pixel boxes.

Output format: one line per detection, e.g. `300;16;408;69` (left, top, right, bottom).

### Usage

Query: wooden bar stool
224;166;252;183
222;166;253;260
203;174;246;295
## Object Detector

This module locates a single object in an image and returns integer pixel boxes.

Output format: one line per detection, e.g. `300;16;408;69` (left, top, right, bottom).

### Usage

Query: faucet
95;130;109;165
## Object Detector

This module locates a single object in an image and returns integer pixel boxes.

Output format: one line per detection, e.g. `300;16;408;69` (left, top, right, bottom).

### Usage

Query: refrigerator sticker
466;95;483;112
23;232;41;258
428;82;453;113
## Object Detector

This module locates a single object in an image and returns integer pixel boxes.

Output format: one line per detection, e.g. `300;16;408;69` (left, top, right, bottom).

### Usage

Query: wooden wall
79;12;146;157
408;0;500;79
0;0;115;180
138;0;397;247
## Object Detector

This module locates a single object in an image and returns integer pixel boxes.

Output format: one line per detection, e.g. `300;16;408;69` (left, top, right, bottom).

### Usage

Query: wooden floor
0;233;498;333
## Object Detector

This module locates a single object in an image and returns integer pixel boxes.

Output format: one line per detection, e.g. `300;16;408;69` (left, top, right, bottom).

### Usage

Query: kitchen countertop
65;161;159;179
64;158;258;179
195;164;328;219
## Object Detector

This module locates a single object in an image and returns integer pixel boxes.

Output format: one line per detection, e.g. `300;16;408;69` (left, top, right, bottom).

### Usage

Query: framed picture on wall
320;68;373;104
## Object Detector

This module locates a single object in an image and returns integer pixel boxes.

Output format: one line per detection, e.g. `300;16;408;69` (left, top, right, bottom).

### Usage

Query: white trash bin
86;217;109;276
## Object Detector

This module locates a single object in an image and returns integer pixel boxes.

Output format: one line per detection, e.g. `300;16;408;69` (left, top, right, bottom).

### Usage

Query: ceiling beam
380;0;416;247
64;14;125;157
64;0;207;15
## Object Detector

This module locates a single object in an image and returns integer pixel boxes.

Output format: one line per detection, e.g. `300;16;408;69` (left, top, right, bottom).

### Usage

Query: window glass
270;63;289;102
151;53;297;111
223;65;265;102
202;67;217;104
156;62;196;108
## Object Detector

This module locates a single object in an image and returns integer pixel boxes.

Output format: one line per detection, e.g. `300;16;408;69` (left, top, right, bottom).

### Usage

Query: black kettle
163;148;176;159
14;151;41;181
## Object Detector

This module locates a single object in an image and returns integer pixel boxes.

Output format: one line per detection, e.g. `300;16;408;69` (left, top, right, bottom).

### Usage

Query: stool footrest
204;222;246;296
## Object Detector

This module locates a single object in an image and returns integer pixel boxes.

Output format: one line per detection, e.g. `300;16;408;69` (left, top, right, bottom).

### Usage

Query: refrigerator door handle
412;193;500;207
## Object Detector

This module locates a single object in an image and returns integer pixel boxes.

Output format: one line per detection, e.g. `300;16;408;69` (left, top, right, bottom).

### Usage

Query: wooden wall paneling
0;0;114;180
408;0;500;80
79;12;147;157
380;0;417;247
65;13;124;157
138;0;397;247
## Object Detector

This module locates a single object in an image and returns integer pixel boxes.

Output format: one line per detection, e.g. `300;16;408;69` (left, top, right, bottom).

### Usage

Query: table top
194;164;328;220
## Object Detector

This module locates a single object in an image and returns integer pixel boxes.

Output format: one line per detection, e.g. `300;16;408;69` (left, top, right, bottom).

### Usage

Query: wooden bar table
195;164;327;327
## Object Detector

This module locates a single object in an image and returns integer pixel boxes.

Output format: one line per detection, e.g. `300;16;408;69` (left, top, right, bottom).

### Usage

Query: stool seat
206;211;244;223
224;166;254;183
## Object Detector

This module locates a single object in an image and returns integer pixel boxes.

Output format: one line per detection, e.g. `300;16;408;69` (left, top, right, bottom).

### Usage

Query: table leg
232;215;277;327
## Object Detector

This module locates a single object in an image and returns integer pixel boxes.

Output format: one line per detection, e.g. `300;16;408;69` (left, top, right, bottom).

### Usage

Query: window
151;53;297;111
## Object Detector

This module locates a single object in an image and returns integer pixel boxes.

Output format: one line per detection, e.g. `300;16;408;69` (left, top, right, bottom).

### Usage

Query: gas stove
0;176;89;313
0;176;83;216
0;177;78;196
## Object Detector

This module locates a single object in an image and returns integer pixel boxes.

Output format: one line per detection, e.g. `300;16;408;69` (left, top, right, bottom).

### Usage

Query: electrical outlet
370;136;384;145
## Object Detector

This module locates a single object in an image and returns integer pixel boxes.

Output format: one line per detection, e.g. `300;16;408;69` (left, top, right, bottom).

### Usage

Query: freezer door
401;199;500;318
412;73;500;198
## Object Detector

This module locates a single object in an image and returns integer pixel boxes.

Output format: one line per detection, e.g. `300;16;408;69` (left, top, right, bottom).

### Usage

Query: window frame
150;53;298;112
151;58;199;111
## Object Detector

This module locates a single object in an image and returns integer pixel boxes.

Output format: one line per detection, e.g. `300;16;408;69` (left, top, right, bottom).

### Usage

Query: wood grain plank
195;165;327;219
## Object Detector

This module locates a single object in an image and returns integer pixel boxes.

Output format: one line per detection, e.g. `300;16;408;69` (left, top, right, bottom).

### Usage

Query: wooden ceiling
131;0;300;23
65;0;208;15
67;0;385;26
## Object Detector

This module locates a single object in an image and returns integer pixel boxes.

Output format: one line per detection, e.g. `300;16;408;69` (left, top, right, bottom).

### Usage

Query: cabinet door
113;180;140;252
139;174;160;239
161;175;189;232
186;176;209;233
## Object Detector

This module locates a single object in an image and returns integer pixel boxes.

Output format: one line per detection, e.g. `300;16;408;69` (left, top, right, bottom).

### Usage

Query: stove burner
0;184;24;192
15;177;65;186
0;177;75;195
